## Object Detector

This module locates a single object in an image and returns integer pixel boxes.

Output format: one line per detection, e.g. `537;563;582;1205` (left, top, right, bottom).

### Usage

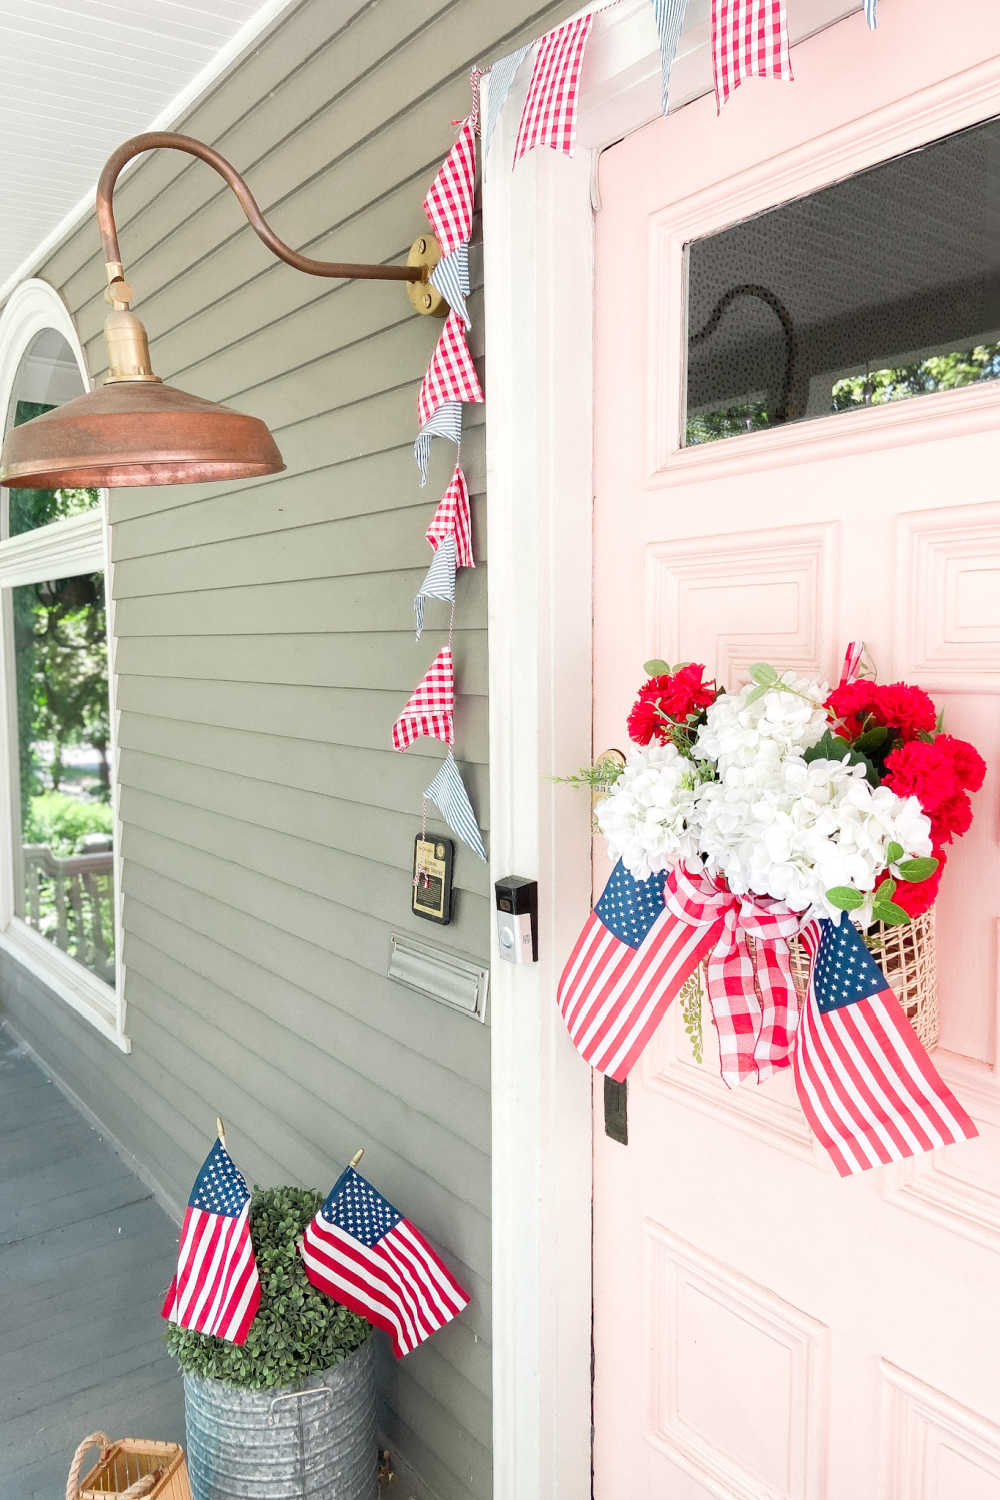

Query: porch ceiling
0;0;287;300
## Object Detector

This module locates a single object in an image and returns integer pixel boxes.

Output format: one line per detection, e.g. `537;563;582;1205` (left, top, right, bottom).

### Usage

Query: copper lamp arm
96;131;425;288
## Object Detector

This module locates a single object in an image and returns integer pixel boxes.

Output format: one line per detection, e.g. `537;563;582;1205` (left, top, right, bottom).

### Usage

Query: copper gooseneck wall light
0;132;447;490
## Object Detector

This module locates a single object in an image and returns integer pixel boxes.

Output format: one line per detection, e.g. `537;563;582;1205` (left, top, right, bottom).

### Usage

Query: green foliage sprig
165;1185;370;1390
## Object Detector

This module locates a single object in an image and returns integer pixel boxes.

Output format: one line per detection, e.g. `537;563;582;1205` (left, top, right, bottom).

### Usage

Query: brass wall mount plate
406;234;448;317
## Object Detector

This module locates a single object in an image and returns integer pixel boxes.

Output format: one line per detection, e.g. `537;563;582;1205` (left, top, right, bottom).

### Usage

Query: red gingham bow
665;866;803;1088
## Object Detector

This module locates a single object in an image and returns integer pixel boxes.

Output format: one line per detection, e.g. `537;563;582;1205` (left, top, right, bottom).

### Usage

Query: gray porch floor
0;1027;184;1497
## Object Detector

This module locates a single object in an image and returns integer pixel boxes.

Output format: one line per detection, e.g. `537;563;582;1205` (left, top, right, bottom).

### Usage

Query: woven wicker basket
68;1435;192;1500
786;905;939;1050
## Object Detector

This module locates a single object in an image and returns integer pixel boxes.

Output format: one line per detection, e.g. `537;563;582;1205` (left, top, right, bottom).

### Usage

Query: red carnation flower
874;850;946;919
929;792;973;847
627;664;716;746
868;681;937;740
825;680;876;740
935;734;987;793
884;740;959;813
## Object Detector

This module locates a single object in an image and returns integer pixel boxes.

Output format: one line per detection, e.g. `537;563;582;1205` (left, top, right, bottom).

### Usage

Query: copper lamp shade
0;131;443;491
0;380;284;489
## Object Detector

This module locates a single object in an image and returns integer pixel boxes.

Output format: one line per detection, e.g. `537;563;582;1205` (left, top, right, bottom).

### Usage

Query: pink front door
591;5;1000;1496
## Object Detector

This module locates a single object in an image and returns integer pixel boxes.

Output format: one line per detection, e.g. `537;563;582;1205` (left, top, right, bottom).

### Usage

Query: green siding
0;1;581;1494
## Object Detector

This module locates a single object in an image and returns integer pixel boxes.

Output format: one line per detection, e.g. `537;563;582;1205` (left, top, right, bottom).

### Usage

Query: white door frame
482;2;909;1495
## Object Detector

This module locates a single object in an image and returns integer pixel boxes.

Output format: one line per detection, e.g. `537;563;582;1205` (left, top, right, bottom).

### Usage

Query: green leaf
855;725;890;752
748;662;778;686
804;730;848;764
826;886;865;911
873;900;910;927
896;856;939;882
886;841;904;865
742;683;769;704
643;659;670;676
879;877;897;900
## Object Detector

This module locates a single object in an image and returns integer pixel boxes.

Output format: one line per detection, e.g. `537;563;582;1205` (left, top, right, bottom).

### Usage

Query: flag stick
216;1115;227;1149
349;1147;365;1169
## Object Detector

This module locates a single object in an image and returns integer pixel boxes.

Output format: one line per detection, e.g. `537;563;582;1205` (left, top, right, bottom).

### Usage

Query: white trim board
483;3;897;1497
0;278;129;1052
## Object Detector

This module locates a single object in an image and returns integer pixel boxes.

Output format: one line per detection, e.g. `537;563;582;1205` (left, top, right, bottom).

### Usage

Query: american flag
300;1166;470;1359
161;1138;260;1346
794;917;978;1176
558;860;719;1082
392;646;455;751
514;13;594;165
711;0;793;111
426;463;474;568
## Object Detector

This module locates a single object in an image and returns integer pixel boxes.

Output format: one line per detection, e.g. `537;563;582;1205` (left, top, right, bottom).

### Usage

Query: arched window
0;280;125;1050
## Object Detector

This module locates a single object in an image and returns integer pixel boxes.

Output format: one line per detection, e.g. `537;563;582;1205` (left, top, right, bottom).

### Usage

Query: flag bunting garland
425;751;488;862
423;114;477;256
557;863;978;1176
711;0;794;112
300;1165;470;1358
650;0;691;114
162;1136;261;1346
513;13;594;166
392;646;455;752
430;242;471;328
426;463;474;568
400;96;487;863
483;43;533;156
414;532;457;639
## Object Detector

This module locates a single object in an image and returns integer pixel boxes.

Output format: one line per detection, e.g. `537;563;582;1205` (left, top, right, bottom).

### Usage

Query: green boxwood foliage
165;1185;370;1390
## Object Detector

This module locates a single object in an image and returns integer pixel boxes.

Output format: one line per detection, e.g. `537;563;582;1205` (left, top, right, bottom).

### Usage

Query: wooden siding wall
0;2;580;1495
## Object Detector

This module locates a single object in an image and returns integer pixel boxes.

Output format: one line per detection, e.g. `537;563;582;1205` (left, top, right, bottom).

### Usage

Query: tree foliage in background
165;1186;371;1390
832;342;1000;411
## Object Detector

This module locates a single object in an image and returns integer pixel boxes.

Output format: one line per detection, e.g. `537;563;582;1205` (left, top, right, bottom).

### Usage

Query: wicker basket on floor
785;905;939;1050
67;1434;192;1500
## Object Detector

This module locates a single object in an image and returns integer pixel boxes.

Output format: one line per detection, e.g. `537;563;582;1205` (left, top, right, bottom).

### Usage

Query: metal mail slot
387;932;489;1022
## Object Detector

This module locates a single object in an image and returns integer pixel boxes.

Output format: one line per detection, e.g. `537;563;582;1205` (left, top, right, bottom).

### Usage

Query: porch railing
21;842;115;984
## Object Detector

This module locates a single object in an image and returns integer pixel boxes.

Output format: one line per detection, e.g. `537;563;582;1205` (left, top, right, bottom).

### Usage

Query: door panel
591;6;1000;1496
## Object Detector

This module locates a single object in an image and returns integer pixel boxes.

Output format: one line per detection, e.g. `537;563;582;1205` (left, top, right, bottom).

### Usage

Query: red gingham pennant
426;464;474;569
392;647;455;752
417;312;484;430
423;115;477;257
712;0;794;112
513;14;594;166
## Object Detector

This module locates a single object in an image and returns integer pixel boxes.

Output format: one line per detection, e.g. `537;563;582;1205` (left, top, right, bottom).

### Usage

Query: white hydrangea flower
596;742;702;881
696;754;932;921
692;678;830;779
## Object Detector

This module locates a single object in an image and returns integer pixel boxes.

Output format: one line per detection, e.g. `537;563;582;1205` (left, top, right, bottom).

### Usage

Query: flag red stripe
305;1219;422;1349
810;999;910;1164
301;1224;415;1356
838;1002;937;1154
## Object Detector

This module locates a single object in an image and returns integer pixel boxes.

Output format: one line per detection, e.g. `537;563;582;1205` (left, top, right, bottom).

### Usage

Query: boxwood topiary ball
165;1184;370;1391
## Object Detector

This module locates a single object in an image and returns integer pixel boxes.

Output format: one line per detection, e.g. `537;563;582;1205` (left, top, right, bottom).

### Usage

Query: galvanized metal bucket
183;1336;376;1499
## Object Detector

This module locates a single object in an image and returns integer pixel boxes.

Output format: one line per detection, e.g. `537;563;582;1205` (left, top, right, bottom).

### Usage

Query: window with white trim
0;282;125;1049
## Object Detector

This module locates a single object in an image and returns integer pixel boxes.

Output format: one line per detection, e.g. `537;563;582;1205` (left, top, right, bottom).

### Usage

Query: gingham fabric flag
429;242;471;328
423;115;477;257
425;751;487;862
161;1137;260;1346
417;312;483;430
794;917;978;1177
712;0;793;112
414;404;462;487
300;1166;470;1358
392;646;455;751
483;43;533;157
414;533;457;639
650;0;691;113
426;464;474;568
513;13;594;166
865;0;878;28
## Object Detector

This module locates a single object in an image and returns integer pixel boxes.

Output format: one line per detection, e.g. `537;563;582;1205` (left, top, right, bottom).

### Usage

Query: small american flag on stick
794;917;978;1176
161;1137;260;1345
300;1166;470;1358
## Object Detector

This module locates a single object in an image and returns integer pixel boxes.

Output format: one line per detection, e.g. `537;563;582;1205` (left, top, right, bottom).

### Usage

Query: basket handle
66;1434;110;1500
66;1436;159;1500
